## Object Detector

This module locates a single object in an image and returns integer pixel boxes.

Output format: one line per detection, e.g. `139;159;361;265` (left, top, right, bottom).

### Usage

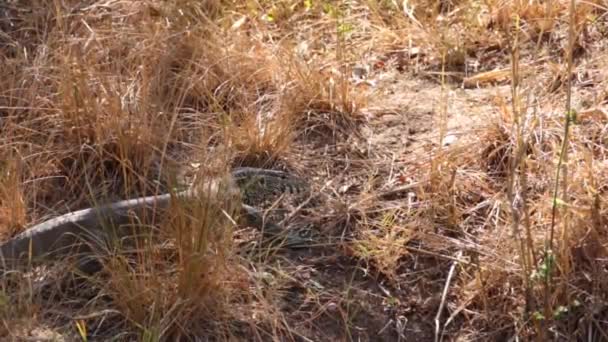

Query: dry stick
375;180;425;200
506;13;535;322
435;250;462;342
592;318;608;341
404;245;470;265
545;0;576;329
441;294;474;339
73;309;122;321
562;0;576;335
590;194;606;340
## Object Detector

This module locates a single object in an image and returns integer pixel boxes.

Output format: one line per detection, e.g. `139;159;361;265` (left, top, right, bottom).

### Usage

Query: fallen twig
436;250;463;342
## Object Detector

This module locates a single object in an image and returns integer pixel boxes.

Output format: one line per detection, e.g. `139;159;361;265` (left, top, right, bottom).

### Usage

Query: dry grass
1;0;608;340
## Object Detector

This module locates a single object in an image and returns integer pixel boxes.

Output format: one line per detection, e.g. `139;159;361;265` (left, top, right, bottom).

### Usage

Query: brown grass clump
88;187;243;340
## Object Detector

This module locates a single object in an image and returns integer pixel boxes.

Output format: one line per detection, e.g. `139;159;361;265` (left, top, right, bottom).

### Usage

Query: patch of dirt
259;63;505;340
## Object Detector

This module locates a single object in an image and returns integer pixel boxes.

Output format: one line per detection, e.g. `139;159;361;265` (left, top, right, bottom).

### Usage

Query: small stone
443;134;458;146
327;302;338;312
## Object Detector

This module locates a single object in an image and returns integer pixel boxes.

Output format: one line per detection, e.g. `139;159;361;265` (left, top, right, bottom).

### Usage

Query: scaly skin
0;167;311;272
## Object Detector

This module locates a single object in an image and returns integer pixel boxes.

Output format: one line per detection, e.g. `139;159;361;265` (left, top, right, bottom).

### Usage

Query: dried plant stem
506;13;534;323
545;0;576;332
435;250;462;342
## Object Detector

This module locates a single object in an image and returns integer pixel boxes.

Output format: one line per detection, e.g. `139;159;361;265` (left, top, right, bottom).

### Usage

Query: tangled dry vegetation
1;0;608;340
